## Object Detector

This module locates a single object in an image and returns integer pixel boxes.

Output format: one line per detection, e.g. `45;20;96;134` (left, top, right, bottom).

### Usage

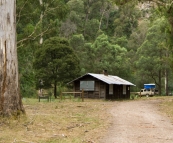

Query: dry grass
0;98;114;143
1;96;173;143
158;96;173;122
135;96;173;122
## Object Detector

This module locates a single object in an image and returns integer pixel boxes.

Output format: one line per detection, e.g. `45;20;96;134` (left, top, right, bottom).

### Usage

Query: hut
68;71;135;100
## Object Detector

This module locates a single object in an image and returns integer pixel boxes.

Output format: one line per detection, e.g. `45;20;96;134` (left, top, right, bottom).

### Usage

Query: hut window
80;81;95;91
109;84;113;94
123;85;126;94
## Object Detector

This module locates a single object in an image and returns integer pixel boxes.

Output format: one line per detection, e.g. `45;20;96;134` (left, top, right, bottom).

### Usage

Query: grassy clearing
0;98;114;143
1;96;173;143
157;96;173;122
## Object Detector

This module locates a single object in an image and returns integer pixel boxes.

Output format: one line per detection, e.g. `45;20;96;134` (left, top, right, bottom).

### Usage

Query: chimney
103;69;108;76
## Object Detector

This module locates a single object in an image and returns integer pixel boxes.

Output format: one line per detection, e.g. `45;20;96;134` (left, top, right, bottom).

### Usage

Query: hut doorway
100;82;105;98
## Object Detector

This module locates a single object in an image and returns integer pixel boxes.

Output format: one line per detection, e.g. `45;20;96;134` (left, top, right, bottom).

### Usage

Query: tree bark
158;70;162;95
165;69;168;96
99;9;105;31
0;0;25;117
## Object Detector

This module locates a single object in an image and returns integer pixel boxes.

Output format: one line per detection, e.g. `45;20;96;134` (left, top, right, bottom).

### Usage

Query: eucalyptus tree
136;17;171;95
127;19;150;52
60;19;77;38
67;0;84;27
112;0;173;93
126;20;150;84
0;0;25;117
113;2;141;38
84;33;129;77
60;0;84;38
69;34;86;74
111;36;128;48
70;34;85;51
83;0;97;36
33;37;80;98
17;0;69;97
82;0;117;40
113;0;173;37
85;19;100;41
17;0;69;46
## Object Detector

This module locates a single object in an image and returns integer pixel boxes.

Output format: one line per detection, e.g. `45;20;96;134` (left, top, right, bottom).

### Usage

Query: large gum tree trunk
0;0;25;116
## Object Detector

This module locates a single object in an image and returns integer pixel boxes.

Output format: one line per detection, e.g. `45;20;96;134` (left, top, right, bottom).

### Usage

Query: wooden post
82;89;84;102
60;92;62;100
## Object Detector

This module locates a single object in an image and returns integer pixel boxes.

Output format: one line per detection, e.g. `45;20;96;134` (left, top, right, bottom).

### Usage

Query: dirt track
100;100;173;143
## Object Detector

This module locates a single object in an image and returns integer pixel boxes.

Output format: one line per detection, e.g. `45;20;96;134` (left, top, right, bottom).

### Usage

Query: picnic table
38;94;51;102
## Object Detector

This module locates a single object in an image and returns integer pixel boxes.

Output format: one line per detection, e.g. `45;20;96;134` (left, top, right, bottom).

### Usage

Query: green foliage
136;17;171;94
70;34;85;50
130;94;136;100
18;44;37;98
67;0;84;13
82;33;129;77
17;0;69;47
33;37;80;97
127;20;150;51
84;19;100;41
16;0;173;98
111;36;128;48
113;3;140;38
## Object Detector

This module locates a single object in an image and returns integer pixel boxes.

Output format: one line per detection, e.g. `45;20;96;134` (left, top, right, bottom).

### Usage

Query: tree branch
16;0;29;25
17;1;50;45
17;25;50;45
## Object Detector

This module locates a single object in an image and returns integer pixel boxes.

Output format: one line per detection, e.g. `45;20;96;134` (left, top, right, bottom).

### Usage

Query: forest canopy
16;0;173;96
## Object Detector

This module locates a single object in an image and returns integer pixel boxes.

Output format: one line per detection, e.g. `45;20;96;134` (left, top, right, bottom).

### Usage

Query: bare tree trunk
165;69;168;96
0;0;25;117
164;46;169;96
99;9;105;31
54;81;57;98
158;70;162;95
83;0;92;36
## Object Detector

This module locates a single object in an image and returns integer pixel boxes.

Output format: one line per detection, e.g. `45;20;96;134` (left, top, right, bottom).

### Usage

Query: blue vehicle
144;84;156;90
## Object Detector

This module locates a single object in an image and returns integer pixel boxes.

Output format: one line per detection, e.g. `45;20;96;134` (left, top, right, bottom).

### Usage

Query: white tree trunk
0;0;25;116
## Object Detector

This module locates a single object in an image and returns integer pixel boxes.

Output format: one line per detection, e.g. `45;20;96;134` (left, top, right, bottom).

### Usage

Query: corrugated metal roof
68;73;135;86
